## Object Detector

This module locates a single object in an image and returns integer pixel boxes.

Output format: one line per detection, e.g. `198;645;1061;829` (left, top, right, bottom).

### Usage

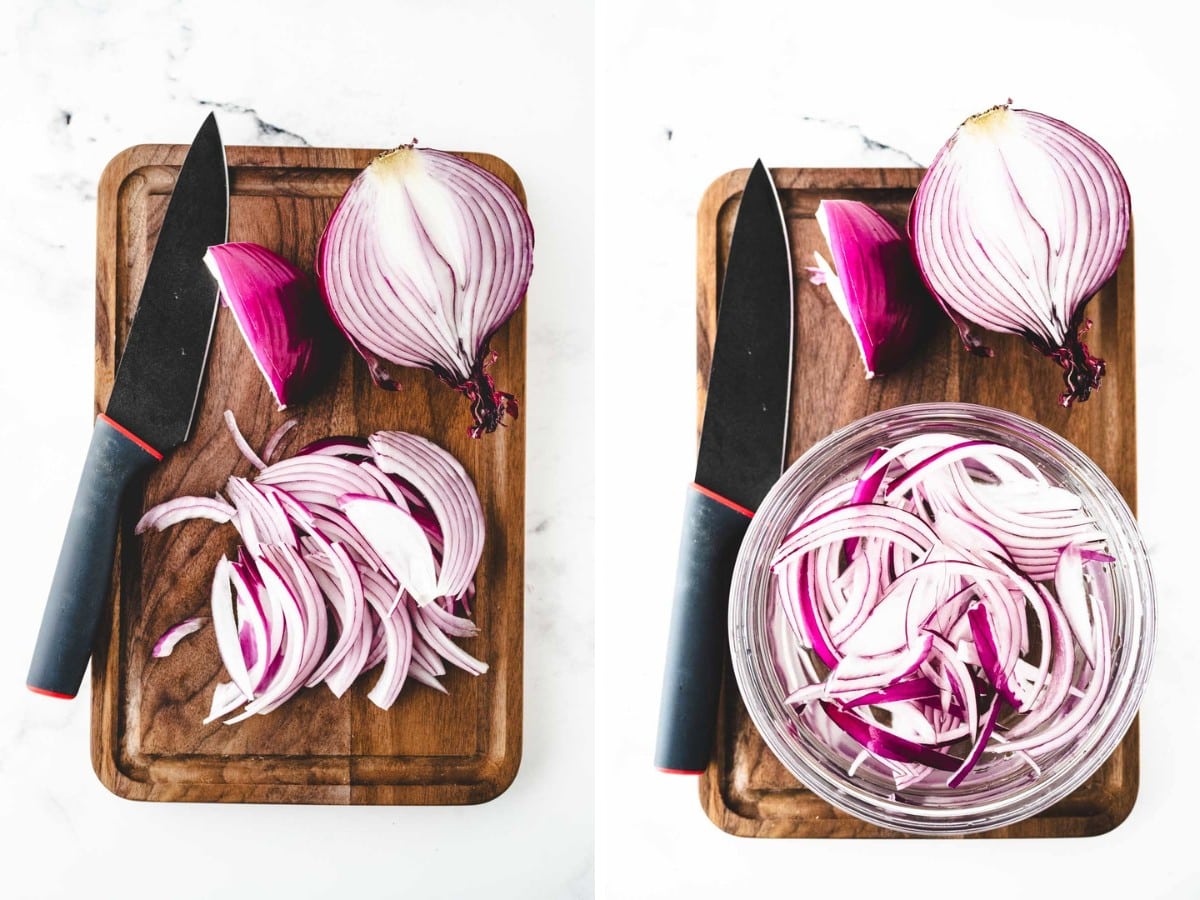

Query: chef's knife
27;114;228;699
655;161;793;773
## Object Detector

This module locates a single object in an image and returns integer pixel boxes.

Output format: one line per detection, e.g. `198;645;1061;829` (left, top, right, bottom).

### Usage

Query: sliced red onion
324;612;374;699
303;538;366;687
135;413;487;722
225;476;294;552
222;550;308;722
780;561;838;667
340;494;439;606
820;701;960;772
205;242;331;410
775;502;938;567
151;616;208;658
947;697;1002;789
808;200;931;378
421;601;479;639
204;681;248;725
408;658;450;694
316;146;534;437
409;625;445;677
229;557;272;692
826;634;934;696
256;454;390;506
298;435;370;458
308;506;386;572
910;103;1130;406
844;449;886;558
369;431;484;601
1055;543;1097;666
135;496;235;534
224;409;267;470
967;604;1023;712
262;418;300;464
842;677;940;710
211;556;255;699
413;606;488;676
354;564;413;708
771;433;1116;790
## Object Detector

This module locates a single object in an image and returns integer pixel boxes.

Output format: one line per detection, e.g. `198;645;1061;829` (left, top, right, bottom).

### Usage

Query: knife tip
198;110;222;141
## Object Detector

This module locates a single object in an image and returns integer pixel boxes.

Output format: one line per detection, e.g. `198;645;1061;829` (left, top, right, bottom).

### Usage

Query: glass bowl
728;402;1156;835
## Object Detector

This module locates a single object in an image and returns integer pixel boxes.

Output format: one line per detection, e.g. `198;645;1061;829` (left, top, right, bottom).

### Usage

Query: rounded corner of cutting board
697;769;757;838
97;144;156;191
89;740;146;803
1083;784;1140;838
697;169;747;224
468;746;524;806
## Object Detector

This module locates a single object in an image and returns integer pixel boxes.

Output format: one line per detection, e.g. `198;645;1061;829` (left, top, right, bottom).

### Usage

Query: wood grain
696;167;1138;838
91;144;524;804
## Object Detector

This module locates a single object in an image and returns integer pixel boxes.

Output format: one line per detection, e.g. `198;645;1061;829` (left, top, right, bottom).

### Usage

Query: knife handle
27;415;160;699
655;484;752;774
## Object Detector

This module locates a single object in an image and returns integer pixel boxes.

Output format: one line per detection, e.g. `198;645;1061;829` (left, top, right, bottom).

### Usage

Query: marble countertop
0;2;592;898
596;0;1198;897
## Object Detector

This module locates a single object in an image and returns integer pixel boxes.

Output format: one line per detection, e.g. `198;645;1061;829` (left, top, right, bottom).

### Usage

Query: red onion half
770;432;1115;789
140;415;487;721
910;104;1130;406
807;200;932;378
317;147;534;437
204;243;332;409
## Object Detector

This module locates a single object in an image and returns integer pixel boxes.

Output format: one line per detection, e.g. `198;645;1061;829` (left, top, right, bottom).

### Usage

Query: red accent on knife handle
27;416;161;699
26;685;76;700
98;413;163;460
655;484;754;774
690;483;754;519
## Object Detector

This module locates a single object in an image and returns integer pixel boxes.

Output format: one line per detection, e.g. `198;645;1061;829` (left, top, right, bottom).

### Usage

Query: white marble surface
596;0;1197;897
0;2;592;897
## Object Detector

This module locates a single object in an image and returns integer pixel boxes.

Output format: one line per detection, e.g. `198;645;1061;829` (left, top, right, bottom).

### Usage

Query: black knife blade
28;114;228;698
655;161;793;773
106;113;228;452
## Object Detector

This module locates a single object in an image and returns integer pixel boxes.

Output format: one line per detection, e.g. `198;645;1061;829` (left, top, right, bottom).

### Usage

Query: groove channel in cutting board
696;167;1137;838
91;144;524;804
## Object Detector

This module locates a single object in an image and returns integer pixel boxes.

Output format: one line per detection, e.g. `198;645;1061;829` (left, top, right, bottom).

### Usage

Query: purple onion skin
818;200;935;377
821;700;959;772
207;242;337;409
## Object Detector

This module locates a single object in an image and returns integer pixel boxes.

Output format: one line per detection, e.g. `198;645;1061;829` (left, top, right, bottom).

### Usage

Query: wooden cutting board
696;167;1138;837
90;144;524;804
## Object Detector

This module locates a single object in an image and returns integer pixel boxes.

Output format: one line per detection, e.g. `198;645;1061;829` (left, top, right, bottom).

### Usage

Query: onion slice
136;496;235;534
368;430;484;600
340;494;439;606
152;616;208;658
